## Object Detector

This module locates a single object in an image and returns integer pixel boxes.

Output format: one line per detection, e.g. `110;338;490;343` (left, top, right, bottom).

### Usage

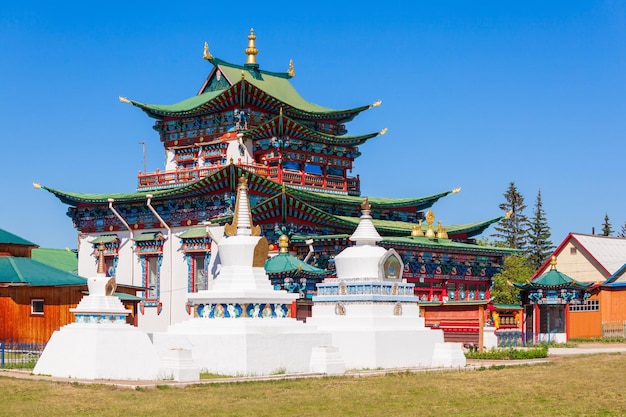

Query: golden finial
203;42;213;60
245;28;258;65
287;59;295;77
505;210;513;219
241;70;245;80
379;128;388;135
550;256;557;270
119;96;130;104
425;210;436;238
452;186;461;194
33;182;41;189
361;197;371;211
371;99;382;107
279;107;283;117
278;234;289;253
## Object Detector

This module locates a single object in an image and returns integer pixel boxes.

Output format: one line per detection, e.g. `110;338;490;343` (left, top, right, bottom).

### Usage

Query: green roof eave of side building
0;228;37;246
0;256;87;286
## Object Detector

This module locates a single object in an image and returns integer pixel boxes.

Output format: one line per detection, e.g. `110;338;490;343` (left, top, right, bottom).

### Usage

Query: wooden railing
137;164;360;195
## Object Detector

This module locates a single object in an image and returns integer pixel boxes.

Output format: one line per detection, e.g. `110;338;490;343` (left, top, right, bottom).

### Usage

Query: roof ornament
550;256;557;270
119;96;131;104
379;128;388;135
505;210;513;219
203;42;213;60
278;234;289;254
436;221;448;239
411;220;424;237
371;99;382;107
241;70;245;80
287;59;295;77
245;28;258;66
33;182;41;189
425;210;436;238
452;186;461;194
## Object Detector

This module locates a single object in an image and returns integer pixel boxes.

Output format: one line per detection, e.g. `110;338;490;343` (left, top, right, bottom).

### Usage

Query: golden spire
97;242;106;275
550;255;557;270
203;42;213;60
278;234;289;254
425;210;436;238
241;70;245;80
287;59;295;77
245;28;258;65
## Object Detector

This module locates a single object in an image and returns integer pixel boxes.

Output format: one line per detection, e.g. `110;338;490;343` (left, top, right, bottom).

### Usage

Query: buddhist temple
37;29;515;344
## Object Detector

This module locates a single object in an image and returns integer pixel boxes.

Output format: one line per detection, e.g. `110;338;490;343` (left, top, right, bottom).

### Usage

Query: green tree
602;214;613;236
619;221;626;238
492;181;528;250
526;189;554;270
491;254;534;305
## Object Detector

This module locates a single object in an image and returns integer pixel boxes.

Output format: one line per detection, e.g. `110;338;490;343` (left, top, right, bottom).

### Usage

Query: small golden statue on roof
425;210;436;238
203;42;213;60
287;59;295;77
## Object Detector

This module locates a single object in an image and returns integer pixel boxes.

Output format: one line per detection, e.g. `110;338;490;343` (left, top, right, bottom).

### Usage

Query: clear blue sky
1;1;625;249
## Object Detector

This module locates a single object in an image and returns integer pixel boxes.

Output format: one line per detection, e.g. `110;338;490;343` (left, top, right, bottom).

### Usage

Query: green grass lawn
1;353;625;417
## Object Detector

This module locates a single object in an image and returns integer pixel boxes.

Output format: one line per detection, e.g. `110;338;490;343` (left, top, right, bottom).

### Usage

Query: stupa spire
224;175;261;237
349;197;382;245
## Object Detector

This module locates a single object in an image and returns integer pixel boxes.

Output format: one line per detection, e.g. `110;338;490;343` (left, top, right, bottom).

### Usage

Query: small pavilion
515;257;593;344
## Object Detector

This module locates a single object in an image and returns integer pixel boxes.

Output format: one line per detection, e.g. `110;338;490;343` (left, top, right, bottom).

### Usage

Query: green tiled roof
0;256;87;286
265;253;328;276
514;269;593;289
178;227;211;239
39;165;455;211
0;228;37;246
126;59;371;120
31;248;78;274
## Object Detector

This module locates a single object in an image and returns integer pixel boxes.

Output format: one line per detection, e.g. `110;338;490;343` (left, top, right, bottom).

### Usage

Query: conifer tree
526;189;554;270
602;214;613;236
619;221;626;238
492;181;528;250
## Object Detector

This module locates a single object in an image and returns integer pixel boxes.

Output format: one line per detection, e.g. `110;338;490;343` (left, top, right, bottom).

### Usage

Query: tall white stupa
306;198;466;369
33;247;161;380
152;176;338;376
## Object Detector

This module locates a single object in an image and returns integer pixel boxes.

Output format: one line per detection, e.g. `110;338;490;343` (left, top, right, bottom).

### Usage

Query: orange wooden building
532;233;626;340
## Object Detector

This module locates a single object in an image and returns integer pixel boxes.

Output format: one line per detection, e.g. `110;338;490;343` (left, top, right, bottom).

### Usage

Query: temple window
179;228;212;293
134;232;165;306
91;235;120;277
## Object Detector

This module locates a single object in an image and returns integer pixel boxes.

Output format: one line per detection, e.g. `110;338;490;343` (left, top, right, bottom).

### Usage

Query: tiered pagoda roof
37;165;499;240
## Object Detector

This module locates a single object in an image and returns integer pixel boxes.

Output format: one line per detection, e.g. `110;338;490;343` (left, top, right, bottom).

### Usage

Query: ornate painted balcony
137;163;360;195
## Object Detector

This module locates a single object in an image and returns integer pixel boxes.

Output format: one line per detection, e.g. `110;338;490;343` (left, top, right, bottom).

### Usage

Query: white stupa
306;198;466;369
152;176;339;376
33;248;161;380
